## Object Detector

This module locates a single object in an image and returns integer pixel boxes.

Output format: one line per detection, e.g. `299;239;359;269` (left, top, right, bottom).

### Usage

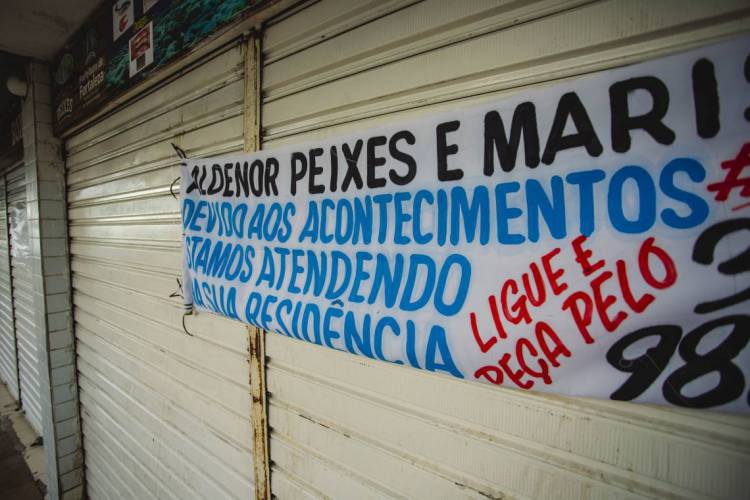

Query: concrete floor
0;383;46;500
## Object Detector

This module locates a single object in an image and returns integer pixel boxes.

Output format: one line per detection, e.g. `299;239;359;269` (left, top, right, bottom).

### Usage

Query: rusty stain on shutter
244;30;271;500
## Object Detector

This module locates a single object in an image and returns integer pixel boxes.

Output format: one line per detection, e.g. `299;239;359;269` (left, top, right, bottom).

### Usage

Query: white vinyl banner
182;35;750;413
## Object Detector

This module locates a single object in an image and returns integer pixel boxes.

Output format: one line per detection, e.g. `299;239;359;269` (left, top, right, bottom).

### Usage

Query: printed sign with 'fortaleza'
181;35;750;413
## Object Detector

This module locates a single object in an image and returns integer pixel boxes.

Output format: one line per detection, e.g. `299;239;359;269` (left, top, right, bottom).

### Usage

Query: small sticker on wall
112;0;134;41
129;22;154;77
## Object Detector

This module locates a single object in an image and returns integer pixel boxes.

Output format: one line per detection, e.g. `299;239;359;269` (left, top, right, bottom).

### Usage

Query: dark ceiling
0;0;102;61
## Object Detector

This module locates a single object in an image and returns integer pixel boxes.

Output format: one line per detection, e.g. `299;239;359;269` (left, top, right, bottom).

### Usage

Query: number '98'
606;218;750;408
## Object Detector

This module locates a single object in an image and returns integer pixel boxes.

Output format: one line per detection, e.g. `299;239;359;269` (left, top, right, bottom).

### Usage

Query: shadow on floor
0;399;44;500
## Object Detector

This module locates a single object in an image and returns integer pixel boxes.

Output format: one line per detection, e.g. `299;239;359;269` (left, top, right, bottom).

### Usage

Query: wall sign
181;35;750;413
112;0;135;41
51;0;268;133
129;21;154;77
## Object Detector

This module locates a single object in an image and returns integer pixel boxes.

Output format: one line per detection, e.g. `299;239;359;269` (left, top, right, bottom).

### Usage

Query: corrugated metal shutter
65;44;254;499
6;165;44;435
261;1;750;498
0;166;20;401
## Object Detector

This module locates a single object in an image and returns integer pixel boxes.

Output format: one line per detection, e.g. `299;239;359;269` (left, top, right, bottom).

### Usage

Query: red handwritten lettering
535;321;571;367
516;338;552;384
470;236;677;391
572;235;605;277
638;237;678;289
522;263;546;307
562;291;595;344
499;353;534;389
541;247;567;295
488;295;508;339
470;311;497;353
501;279;531;325
617;259;654;313
707;142;750;211
474;365;503;385
590;270;628;332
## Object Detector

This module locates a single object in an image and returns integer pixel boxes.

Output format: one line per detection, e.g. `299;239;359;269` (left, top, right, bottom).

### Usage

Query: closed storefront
1;0;747;499
0;162;20;402
63;43;256;499
259;1;750;499
6;165;45;436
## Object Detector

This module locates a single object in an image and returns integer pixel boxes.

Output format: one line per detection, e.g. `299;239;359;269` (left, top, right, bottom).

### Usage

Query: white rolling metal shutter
6;165;44;435
262;1;750;499
0;166;20;401
65;44;254;499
